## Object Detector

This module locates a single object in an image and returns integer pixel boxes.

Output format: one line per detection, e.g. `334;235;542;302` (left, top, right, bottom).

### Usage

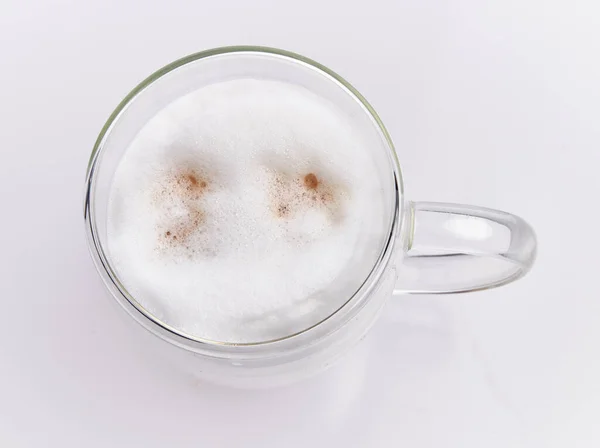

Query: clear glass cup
84;46;537;388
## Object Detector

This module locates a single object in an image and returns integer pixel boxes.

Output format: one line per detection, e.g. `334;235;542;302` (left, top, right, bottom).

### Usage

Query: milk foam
107;79;388;343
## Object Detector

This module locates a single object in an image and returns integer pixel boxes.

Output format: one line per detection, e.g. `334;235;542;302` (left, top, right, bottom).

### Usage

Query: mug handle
393;202;537;294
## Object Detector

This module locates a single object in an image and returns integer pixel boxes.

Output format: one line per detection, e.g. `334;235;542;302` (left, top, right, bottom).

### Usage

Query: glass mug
84;47;536;388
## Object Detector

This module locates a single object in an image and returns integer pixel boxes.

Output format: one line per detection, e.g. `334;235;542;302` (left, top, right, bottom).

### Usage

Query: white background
1;1;599;447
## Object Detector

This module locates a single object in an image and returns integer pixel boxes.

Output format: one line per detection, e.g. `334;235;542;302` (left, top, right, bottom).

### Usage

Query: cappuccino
107;79;388;343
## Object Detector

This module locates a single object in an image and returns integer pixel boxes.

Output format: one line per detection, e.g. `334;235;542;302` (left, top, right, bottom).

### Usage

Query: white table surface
1;1;599;446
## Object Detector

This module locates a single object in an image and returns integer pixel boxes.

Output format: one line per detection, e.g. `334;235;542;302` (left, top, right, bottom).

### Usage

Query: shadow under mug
84;46;536;387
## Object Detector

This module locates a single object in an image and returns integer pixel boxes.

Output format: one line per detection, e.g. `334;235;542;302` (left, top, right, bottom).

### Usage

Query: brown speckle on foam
171;170;209;200
154;167;212;254
161;206;205;245
269;170;344;222
277;204;290;217
303;173;319;190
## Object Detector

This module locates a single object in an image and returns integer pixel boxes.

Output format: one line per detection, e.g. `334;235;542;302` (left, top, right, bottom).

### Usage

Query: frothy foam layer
107;79;388;343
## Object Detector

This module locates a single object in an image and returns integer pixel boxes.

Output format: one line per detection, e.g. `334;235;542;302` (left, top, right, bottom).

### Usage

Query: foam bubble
107;79;388;343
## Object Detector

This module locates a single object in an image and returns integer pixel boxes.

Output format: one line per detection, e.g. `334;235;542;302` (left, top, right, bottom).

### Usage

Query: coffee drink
107;79;388;343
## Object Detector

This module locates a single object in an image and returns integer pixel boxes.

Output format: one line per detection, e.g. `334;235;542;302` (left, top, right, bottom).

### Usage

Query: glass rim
84;45;404;353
